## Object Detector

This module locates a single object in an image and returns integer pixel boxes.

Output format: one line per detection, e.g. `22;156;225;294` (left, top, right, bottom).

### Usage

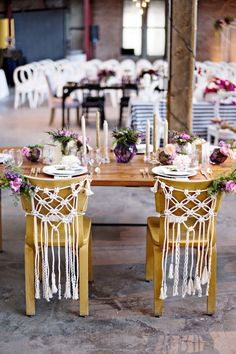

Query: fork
200;169;208;179
140;169;145;178
35;167;41;177
30;167;35;176
145;167;150;178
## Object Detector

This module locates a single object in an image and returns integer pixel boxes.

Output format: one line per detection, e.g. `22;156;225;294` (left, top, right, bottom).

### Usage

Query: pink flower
219;146;230;156
10;177;22;193
164;144;176;156
180;132;190;140
225;180;236;193
21;147;30;157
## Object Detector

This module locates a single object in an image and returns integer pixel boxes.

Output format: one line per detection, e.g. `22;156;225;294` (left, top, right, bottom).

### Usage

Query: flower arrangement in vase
204;77;236;95
47;129;86;156
97;69;116;83
210;140;231;164
169;130;196;154
138;69;159;81
21;145;42;162
112;128;142;163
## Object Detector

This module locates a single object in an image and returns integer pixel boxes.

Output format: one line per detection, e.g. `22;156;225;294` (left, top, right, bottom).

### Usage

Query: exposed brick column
167;0;198;132
84;0;92;60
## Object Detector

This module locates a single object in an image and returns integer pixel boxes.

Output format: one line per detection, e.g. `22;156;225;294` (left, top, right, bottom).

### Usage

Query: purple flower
180;132;190;140
225;180;236;193
21;147;30;157
9;177;22;193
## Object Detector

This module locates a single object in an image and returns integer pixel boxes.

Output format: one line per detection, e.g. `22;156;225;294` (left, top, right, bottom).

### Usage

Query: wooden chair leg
25;244;35;316
207;245;217;315
153;245;163;317
79;243;89;316
76;107;80;126
146;227;153;281
49;108;55;125
67;108;70;126
119;104;123;127
88;232;93;282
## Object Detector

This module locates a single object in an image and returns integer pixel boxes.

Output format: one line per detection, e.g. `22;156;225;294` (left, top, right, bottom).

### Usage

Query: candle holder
150;151;159;164
102;146;110;164
144;153;151;163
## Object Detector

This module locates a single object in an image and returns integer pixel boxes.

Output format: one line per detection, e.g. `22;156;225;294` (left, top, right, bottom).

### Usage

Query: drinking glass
88;149;102;175
11;149;23;167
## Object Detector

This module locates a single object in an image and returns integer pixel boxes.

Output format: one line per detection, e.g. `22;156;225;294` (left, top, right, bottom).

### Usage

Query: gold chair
21;176;93;316
146;178;223;317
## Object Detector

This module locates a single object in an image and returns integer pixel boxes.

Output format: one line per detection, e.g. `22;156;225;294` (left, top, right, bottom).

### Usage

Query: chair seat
147;216;213;247
26;216;91;247
50;96;80;109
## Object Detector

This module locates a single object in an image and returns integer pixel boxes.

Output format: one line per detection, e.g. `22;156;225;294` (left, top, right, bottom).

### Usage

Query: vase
210;148;228;164
26;147;41;162
61;141;77;156
114;143;137;163
176;142;192;155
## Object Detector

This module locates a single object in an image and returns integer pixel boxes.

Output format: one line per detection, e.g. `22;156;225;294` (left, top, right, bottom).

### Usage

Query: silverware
200;169;208;179
145;167;150;178
30;167;35;176
140;169;145;178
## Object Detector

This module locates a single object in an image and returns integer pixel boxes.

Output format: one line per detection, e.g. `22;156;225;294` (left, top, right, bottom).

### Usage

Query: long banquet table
0;150;235;251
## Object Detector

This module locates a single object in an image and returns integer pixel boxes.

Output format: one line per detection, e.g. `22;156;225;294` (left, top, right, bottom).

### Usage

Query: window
122;0;166;57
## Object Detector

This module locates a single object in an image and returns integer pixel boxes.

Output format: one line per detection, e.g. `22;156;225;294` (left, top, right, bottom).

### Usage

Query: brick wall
92;0;123;60
197;0;236;62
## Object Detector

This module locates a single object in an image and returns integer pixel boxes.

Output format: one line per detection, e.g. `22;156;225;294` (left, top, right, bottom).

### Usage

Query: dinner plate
136;144;153;154
152;165;197;178
42;165;87;177
0;153;12;164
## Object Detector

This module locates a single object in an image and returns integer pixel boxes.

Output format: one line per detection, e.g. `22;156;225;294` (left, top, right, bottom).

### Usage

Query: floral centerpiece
210;140;231;164
21;145;42;162
0;164;35;204
208;168;236;195
47;129;85;155
158;144;177;165
112;128;142;163
97;69;116;82
204;77;236;95
169;130;196;154
139;69;159;81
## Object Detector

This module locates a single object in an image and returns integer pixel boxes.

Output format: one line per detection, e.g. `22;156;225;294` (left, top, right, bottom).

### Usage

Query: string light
132;0;150;14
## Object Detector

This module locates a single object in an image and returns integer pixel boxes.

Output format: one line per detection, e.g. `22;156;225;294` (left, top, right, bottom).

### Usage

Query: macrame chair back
21;176;93;302
151;177;222;300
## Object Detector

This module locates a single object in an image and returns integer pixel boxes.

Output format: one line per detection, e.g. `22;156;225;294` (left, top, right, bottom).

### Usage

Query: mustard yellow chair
146;178;223;317
21;176;93;316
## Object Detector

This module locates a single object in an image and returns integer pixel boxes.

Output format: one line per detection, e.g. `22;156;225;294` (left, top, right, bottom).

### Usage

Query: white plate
42;165;87;177
136;144;153;154
0;153;12;164
152;166;197;178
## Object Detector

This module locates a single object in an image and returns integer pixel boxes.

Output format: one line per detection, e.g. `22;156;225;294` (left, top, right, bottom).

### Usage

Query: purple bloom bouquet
169;130;196;146
0;165;35;204
47;129;85;155
22;145;42;162
98;69;116;82
208;168;236;195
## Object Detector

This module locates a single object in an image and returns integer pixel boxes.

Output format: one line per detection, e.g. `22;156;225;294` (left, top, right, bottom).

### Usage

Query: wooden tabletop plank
0;148;235;187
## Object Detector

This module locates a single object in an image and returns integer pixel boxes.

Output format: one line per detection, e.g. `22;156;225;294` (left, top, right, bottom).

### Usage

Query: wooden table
0;150;235;251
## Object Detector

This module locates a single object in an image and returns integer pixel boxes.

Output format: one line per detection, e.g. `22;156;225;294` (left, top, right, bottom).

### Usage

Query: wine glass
9;149;23;167
88;149;102;175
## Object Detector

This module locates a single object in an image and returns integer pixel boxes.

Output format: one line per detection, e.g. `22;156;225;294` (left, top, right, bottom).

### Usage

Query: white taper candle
81;115;87;155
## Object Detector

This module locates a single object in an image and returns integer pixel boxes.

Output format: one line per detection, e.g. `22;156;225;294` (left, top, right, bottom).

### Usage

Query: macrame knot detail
72;191;78;197
32;211;38;217
35;186;40;192
54;188;59;194
161;182;166;188
50;194;58;200
184;189;189;195
166;193;172;200
187;209;194;216
43;188;49;194
61;200;67;206
169;186;174;192
198;202;205;208
52;225;57;231
51;208;58;215
39;199;46;206
188;226;194;232
209;210;215;216
71;209;77;216
187;195;195;202
199;216;205;223
164;210;171;216
176;202;183;208
42;216;49;223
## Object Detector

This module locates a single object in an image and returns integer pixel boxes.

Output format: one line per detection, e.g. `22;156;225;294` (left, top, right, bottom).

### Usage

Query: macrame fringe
152;179;217;301
27;178;93;302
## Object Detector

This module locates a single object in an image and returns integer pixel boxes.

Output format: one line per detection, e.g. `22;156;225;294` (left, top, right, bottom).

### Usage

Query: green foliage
112;128;142;146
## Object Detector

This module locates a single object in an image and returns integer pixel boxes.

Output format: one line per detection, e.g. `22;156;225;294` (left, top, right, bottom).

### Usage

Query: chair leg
49;108;55;125
67;108;70;126
88;232;93;282
25;244;35;316
79;243;89;316
146;227;153;281
207;245;217;315
76;107;80;126
119;104;123;127
153;245;163;317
